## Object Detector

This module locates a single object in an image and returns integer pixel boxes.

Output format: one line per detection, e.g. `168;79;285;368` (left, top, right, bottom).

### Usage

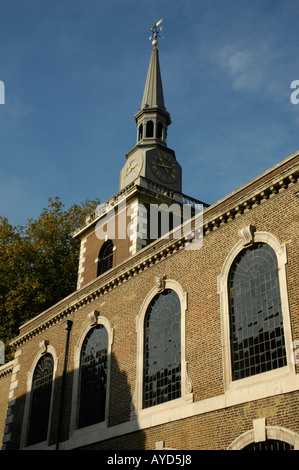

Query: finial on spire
149;18;164;48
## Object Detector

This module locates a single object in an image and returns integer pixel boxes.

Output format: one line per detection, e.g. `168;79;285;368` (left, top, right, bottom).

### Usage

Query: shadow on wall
3;351;145;450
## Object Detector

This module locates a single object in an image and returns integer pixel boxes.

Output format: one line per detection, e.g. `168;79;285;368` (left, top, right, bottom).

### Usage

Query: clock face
150;151;179;184
121;153;143;186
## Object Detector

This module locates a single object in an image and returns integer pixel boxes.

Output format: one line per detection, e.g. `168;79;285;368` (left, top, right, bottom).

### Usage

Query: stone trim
1;351;22;449
155;440;176;450
69;314;114;441
10;237;187;348
62;372;299;449
228;419;299;449
73;178;206;240
0;361;14;379
77;236;87;290
132;278;193;418
217;230;295;391
203;165;298;234
10;162;298;349
20;344;58;449
128;201;148;255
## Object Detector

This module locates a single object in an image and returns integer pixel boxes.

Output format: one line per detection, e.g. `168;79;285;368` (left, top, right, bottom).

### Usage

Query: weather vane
149;18;164;48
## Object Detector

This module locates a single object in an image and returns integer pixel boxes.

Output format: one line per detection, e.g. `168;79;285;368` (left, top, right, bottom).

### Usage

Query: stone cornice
203;158;299;233
10;155;299;348
0;361;14;379
72;177;208;240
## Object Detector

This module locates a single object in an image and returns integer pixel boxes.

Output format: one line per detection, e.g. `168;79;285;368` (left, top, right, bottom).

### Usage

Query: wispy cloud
216;41;290;102
216;42;280;95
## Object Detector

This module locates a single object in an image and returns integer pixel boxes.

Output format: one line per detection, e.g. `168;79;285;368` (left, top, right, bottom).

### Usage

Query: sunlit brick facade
1;39;299;451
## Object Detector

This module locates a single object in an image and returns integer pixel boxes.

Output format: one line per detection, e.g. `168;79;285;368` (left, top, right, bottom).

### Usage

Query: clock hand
155;163;172;169
122;163;137;179
155;163;172;173
157;158;172;173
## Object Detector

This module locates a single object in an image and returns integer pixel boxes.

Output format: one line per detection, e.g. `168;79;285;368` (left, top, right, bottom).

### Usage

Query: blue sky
0;0;298;227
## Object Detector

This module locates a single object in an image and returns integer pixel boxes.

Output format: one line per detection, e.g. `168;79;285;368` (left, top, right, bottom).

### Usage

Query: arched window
143;289;181;408
243;440;294;450
78;325;108;429
97;240;114;276
157;122;163;139
228;242;287;381
228;423;299;450
146;120;153;138
27;353;54;446
138;123;143;141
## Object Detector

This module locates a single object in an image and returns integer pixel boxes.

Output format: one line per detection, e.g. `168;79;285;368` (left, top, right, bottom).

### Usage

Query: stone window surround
44;237;298;449
68;311;114;443
21;342;58;450
217;228;296;393
228;418;299;450
132;277;193;420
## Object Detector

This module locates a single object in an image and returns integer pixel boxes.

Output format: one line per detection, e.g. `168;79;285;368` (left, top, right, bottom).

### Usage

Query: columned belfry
135;45;171;146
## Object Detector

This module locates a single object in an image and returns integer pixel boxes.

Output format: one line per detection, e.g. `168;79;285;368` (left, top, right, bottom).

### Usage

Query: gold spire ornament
149;18;164;48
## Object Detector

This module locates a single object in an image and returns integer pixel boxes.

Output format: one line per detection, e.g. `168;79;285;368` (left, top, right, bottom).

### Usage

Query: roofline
10;150;299;348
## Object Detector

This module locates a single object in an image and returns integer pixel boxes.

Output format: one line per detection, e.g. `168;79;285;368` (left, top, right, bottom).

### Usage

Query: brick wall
80;392;299;450
2;158;299;450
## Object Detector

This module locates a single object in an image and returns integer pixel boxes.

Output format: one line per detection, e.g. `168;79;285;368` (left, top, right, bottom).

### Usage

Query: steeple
134;20;171;147
120;19;182;193
140;47;168;115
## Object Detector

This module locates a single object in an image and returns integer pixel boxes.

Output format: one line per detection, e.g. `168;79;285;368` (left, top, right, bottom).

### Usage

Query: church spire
140;47;166;111
120;19;181;194
134;19;171;146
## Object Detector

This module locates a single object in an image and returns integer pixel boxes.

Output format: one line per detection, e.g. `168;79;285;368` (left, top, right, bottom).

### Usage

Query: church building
0;24;299;451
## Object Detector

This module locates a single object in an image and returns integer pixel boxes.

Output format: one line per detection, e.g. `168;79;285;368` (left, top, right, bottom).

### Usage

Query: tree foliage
0;197;99;361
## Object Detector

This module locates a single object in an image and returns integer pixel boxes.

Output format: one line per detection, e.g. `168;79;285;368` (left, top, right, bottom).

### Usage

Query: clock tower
119;26;182;192
74;21;207;290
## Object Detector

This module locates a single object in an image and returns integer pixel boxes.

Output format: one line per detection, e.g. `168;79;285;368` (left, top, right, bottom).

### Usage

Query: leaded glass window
78;325;108;428
97;240;114;276
243;440;293;450
143;289;181;409
228;242;287;381
27;353;54;446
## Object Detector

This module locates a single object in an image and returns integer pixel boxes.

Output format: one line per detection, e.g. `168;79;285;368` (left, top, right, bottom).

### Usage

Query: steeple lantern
134;21;171;148
119;19;182;194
